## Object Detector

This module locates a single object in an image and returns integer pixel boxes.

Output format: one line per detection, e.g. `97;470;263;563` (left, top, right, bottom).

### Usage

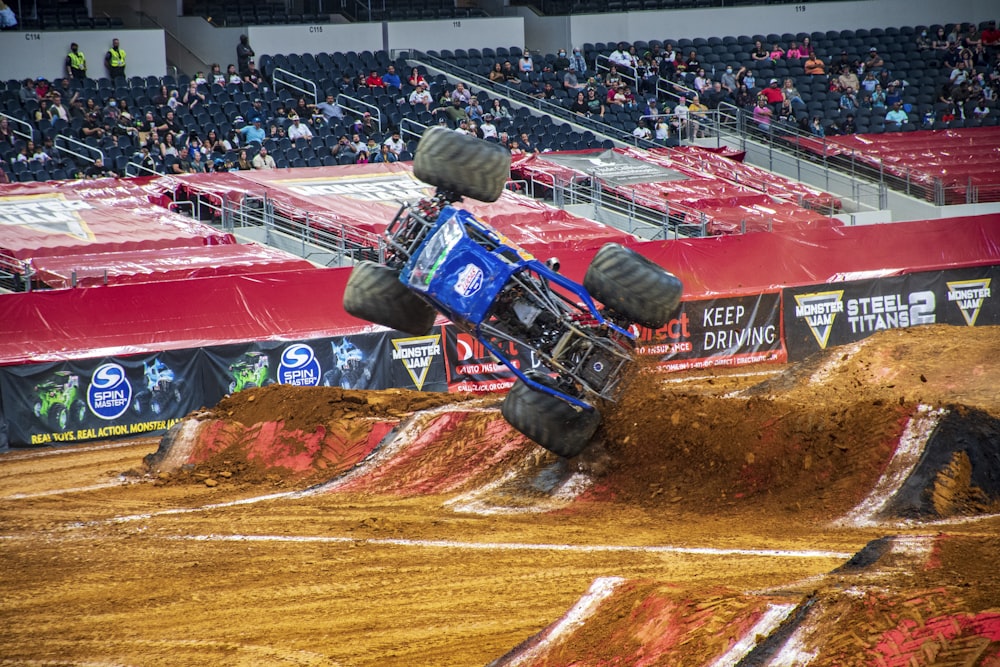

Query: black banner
634;292;785;371
783;267;1000;361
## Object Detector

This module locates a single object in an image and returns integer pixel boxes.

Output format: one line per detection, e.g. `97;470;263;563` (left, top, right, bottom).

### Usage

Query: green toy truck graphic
33;371;88;431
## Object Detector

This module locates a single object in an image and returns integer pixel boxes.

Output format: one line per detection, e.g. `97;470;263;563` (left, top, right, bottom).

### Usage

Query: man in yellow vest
105;37;126;80
65;42;87;80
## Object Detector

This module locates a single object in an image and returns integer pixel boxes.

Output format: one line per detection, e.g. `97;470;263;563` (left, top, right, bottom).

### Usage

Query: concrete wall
0;30;167;81
386;16;524;53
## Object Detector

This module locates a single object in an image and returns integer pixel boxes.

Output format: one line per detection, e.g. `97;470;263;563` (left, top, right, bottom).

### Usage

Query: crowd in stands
1;20;999;184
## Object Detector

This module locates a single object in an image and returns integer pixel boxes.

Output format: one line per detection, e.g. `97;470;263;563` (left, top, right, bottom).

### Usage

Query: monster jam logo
454;263;484;298
794;291;845;349
391;335;441;390
278;343;321;386
0;194;95;241
947;279;992;326
87;362;133;420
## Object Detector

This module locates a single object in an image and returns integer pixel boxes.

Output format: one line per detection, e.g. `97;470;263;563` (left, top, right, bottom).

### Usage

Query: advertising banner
0;350;203;448
784;267;999;361
442;325;535;394
636;292;785;371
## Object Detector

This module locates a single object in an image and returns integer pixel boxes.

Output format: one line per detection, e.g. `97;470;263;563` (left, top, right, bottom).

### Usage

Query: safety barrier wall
2;263;996;449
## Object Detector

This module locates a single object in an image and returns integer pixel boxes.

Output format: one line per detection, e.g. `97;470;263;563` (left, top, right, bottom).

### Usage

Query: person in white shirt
251;145;276;169
479;114;498;140
287;115;313;141
382;131;405;156
408;82;433;110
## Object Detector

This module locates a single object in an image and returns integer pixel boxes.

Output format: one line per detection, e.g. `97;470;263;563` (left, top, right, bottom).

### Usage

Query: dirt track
2;325;999;666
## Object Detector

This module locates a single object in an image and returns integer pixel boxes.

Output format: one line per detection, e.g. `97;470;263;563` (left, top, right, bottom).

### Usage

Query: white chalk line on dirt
498;576;625;667
662;369;782;384
1;480;129;500
835;404;946;528
710;603;798;667
0;439;155;462
167;533;853;559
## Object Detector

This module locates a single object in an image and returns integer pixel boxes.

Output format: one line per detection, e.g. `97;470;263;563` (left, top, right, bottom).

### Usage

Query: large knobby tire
412;125;510;203
583;243;683;329
343;261;437;336
501;379;602;458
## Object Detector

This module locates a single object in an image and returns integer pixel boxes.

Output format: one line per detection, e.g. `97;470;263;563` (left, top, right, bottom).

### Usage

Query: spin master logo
278;344;321;386
87;363;132;420
392;335;441;390
794;291;845;349
947;279;992;326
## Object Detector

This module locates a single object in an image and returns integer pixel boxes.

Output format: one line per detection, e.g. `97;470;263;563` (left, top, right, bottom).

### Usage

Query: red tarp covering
153;164;636;253
792;127;1000;203
3;214;999;365
0;178;235;265
0;268;373;365
29;244;316;289
510;147;842;236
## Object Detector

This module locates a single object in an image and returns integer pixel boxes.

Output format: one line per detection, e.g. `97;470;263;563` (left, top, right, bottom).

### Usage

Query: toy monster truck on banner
0;351;203;448
784;266;999;361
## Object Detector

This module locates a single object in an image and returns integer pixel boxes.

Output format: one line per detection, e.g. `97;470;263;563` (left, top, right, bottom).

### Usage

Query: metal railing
272;67;319;106
336;93;384;133
53;135;103;169
0;112;34;143
399;116;428;144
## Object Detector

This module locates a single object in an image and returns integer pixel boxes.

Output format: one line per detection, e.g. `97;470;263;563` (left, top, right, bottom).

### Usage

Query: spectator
383;130;404;157
752;94;773;131
409;82;433;111
870;83;887;111
373;143;397;163
932;27;949;51
170;146;195;174
971;97;990;121
553;48;570;72
316;94;345;122
65;43;87;79
768;43;785;61
243;60;262;90
227;64;242;85
761;78;784;111
703;81;732;109
693;68;711;95
18;78;35;104
519;132;538;154
837;65;860;95
688;95;709;138
0;1;17;29
533;81;557;100
569;48;588;78
364;69;384;88
293;97;313;125
804;51;826;76
240;117;266;145
237;34;254;75
251;145;276;169
839;86;858;113
632;118;652;140
0;117;15;147
803;115;823;137
786;41;806;60
488;62;506;83
85;157;114;178
287;115;313;141
330;134;357;164
381;64;401;90
236;149;253;170
720;65;738;93
355;146;370;164
489;98;512;122
570;91;588;115
49;92;70;123
654;116;671;142
465;96;485;121
408;67;427;88
479;114;498;140
672;96;690;135
841;113;857;134
584;87;605;118
159;131;178;159
609;43;631;69
751;40;769;62
35;78;50;100
501;60;520;84
81;112;105;140
915;29;932;52
563;65;586;92
450;82;472;105
863;47;884;73
210;63;226;87
135;145;157;173
181;81;205;110
518;49;534;74
884;101;908;127
105;38;126;80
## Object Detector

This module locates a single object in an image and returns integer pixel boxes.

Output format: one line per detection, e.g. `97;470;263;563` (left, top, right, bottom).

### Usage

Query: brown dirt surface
2;324;999;666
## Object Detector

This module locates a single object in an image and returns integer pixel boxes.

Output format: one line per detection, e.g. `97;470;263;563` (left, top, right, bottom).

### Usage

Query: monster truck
132;358;183;416
343;127;683;457
228;352;273;393
33;371;88;431
323;338;373;389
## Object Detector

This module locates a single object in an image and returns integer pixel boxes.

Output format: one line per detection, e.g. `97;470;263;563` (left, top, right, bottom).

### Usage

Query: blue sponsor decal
278;343;321;386
87;362;132;420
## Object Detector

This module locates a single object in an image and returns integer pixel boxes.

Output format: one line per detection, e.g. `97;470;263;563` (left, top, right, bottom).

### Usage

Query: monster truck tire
343;261;437;336
501;379;601;459
412;126;510;203
583;243;683;329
